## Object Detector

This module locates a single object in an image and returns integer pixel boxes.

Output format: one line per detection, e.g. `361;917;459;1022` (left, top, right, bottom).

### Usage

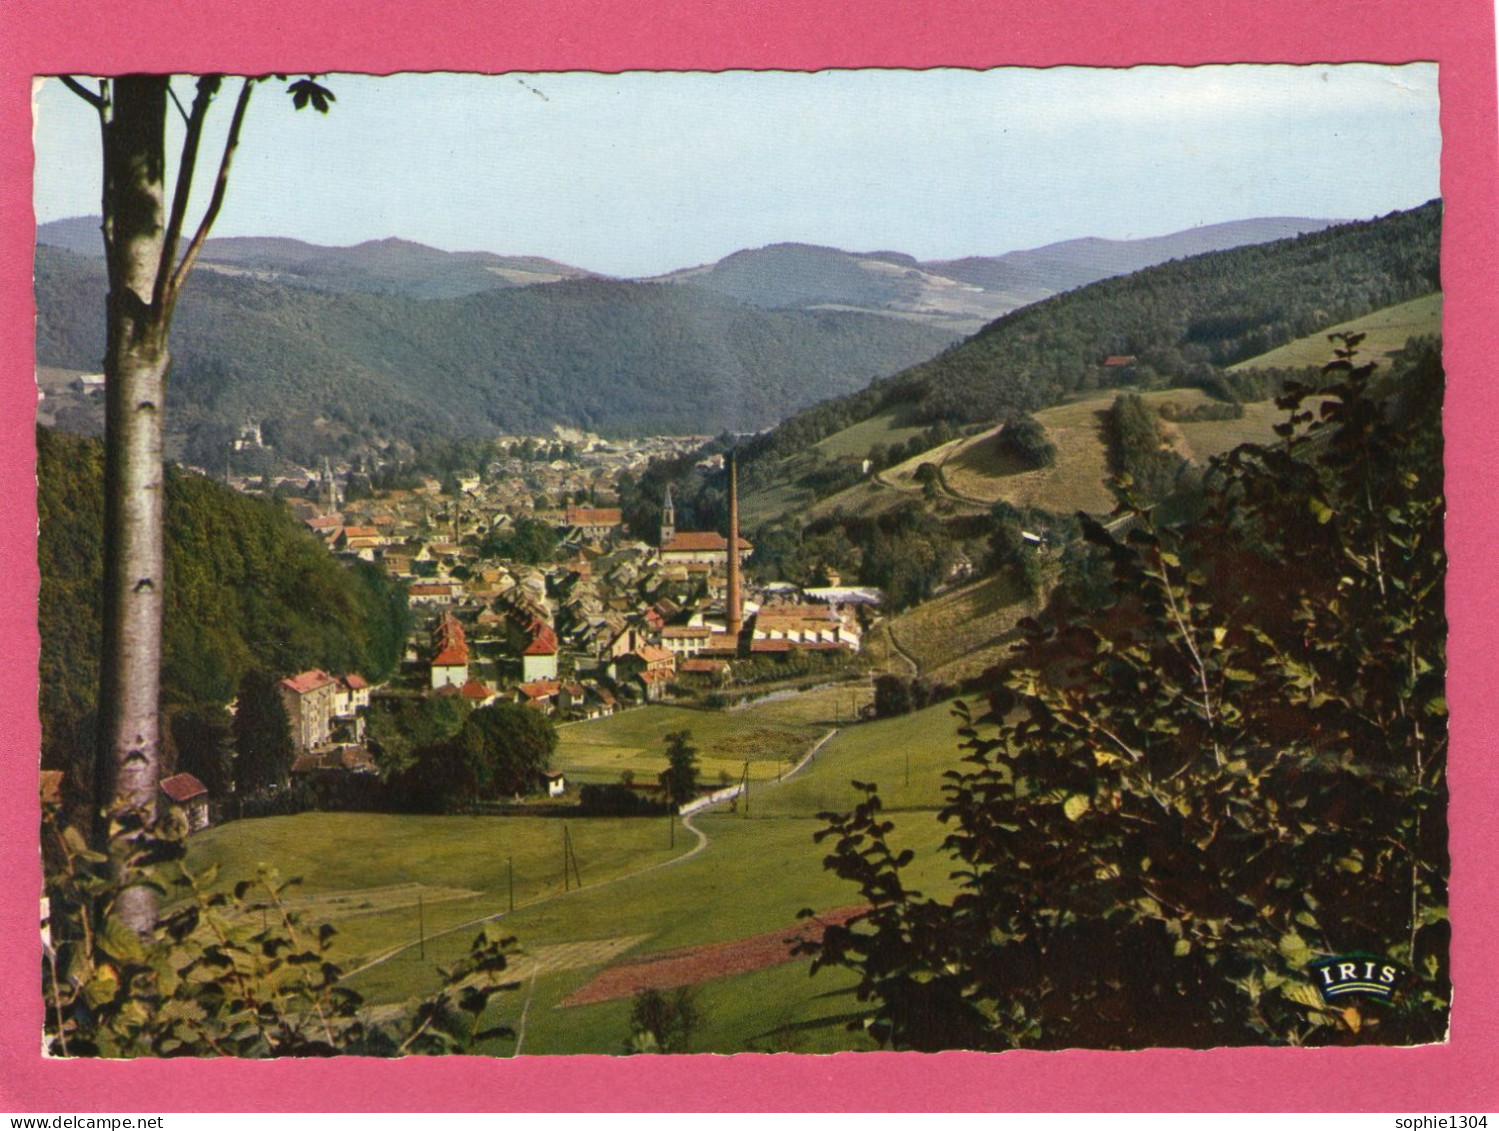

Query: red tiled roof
1102;355;1136;367
680;659;728;674
160;772;208;802
280;669;335;695
342;673;369;690
662;625;713;638
634;645;674;665
750;639;792;654
460;678;494;700
409;583;456;596
432;643;468;666
341;526;380;538
566;506;622;526
518;680;561;700
637;668;672;684
661;532;753;553
523;625;559;655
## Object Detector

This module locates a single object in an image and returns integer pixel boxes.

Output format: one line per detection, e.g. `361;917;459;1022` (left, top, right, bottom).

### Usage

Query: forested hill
745;201;1440;461
34;247;957;454
37;426;409;781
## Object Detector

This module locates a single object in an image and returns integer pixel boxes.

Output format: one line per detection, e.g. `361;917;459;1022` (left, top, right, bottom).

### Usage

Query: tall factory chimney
726;449;743;640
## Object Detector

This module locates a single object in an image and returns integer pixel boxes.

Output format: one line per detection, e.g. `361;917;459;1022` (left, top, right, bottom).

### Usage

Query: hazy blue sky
32;65;1440;277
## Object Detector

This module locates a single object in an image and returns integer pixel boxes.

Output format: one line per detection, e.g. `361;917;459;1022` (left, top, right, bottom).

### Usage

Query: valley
38;198;1449;1056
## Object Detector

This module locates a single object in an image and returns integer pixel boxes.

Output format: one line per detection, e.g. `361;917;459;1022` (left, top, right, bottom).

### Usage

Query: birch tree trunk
94;76;171;934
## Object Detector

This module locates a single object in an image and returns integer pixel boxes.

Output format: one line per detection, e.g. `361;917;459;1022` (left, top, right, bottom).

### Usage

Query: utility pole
741;760;751;818
418;890;425;960
508;856;514;912
563;823;583;890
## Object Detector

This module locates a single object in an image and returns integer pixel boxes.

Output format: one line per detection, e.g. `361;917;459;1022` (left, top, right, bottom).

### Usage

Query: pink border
2;0;1496;1113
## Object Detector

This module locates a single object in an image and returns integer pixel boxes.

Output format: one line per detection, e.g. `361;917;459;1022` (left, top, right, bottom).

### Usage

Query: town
155;422;879;815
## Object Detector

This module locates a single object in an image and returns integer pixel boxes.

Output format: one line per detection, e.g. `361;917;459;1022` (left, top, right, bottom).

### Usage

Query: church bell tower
660;484;676;547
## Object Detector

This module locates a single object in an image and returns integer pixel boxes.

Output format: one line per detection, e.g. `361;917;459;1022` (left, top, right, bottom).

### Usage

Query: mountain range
33;212;1361;462
38;214;1340;333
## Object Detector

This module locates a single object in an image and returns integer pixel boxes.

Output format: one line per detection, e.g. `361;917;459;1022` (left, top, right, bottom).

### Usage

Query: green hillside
37;427;408;789
740;202;1439;468
34;247;956;459
1231;291;1442;372
731;204;1439;529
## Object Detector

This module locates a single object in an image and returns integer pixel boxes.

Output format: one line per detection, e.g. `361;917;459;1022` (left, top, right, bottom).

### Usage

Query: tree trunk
94;76;170;934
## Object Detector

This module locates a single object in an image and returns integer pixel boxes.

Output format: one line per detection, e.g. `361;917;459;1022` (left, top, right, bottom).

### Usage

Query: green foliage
459;703;559;797
41;803;517;1057
855;504;957;611
168;704;235;800
997;414;1057;469
232;670;295;795
1107;391;1191;501
367;693;471;777
482;517;559;565
802;337;1448;1049
37;427;407;783
625;987;703;1054
660;730;700;807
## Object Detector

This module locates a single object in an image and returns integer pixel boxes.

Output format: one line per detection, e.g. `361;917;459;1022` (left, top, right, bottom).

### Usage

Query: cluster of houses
111;437;885;835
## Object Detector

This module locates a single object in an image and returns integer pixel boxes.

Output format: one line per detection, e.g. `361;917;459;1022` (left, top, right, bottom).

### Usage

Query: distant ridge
35;217;601;300
40;214;1340;325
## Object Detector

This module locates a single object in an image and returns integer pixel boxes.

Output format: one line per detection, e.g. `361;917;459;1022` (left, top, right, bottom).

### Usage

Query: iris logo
1311;955;1407;1002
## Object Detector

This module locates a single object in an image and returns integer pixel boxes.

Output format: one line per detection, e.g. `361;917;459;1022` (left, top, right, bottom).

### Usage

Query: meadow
1229;291;1441;373
183;693;976;1054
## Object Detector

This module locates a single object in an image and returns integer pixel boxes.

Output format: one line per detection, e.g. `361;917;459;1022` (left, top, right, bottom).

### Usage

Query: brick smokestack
727;449;743;640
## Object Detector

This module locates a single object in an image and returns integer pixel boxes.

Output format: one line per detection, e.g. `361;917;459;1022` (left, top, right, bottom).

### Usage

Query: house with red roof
521;621;560;682
429;613;470;690
160;772;211;832
279;669;339;751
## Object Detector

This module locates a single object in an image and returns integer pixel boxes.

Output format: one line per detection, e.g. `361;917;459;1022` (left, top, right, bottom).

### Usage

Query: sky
31;65;1441;278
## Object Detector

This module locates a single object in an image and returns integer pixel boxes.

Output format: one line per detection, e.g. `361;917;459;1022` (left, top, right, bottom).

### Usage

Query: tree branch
165;81;192;127
59;75;104;111
154;76;217;314
165;77;254;311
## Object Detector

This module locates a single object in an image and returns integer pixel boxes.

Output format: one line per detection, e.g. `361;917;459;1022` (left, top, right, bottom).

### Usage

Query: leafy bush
42;803;518;1057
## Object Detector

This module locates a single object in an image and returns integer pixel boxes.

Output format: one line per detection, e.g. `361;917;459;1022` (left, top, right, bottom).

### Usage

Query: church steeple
660;484;676;547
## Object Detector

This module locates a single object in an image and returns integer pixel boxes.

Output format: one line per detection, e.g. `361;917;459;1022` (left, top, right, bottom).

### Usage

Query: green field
183;695;975;1054
811;407;928;459
1230;292;1441;372
554;683;867;787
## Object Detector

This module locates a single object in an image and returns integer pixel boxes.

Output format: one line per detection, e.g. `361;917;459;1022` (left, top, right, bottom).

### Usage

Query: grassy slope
1229;292;1441;373
746;292;1440;529
937;387;1293;515
882;573;1037;683
553;684;869;788
185;693;973;1054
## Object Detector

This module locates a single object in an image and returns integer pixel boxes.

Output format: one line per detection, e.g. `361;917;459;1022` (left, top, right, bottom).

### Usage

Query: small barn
160;772;211;832
545;770;567;798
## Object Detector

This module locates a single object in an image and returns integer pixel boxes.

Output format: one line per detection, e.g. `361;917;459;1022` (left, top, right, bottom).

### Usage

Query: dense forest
740;202;1440;468
37;427;408;795
34;248;955;460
